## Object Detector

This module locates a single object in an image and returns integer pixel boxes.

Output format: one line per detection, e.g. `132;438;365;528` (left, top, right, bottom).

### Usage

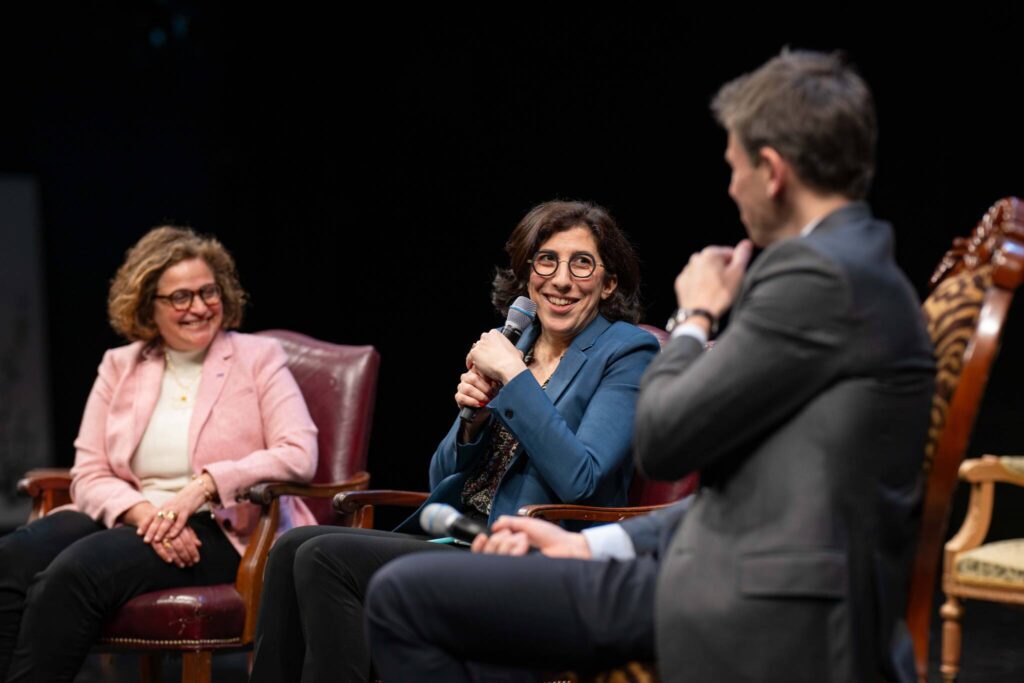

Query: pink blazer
67;331;318;556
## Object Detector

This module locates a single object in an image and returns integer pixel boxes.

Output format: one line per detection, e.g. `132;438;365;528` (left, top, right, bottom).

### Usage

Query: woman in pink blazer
0;226;317;682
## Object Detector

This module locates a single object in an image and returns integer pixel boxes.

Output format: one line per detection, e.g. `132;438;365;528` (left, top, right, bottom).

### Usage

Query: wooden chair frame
939;455;1024;681
905;197;1024;681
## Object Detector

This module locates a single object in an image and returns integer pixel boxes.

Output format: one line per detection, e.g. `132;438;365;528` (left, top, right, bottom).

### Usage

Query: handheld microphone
458;295;538;423
420;503;489;544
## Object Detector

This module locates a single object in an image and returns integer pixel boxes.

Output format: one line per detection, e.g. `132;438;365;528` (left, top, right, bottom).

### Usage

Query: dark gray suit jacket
627;203;935;682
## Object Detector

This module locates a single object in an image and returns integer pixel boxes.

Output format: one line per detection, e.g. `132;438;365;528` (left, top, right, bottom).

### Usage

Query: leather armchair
18;329;380;683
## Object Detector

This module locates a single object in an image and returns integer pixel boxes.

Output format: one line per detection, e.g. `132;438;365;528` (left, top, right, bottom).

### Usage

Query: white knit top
131;347;206;509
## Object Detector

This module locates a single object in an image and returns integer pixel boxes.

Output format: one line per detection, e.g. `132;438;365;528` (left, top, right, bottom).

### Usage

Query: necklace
524;348;564;390
164;351;202;405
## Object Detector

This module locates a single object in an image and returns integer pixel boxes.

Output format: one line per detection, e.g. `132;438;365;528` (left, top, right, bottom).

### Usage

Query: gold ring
162;539;172;547
165;511;177;521
156;511;165;519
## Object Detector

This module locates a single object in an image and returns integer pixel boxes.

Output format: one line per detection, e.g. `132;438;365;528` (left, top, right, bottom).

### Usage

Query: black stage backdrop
0;5;1021;530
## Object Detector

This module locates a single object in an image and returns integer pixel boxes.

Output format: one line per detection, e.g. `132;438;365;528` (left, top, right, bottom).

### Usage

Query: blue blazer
395;314;660;534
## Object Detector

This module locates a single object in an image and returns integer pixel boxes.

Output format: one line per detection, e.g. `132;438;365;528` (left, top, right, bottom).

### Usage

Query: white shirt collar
800;216;824;237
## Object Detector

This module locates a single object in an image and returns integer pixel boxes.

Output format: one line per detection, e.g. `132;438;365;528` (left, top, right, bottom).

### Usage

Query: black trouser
0;510;239;683
249;525;460;683
364;551;659;682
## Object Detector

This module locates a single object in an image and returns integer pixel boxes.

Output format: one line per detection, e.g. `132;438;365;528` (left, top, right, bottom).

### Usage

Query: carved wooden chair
902;197;1024;681
537;198;1024;683
18;330;379;683
916;198;1024;682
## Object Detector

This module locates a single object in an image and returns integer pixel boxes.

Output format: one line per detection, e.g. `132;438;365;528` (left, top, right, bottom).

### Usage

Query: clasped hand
454;330;529;411
123;476;213;568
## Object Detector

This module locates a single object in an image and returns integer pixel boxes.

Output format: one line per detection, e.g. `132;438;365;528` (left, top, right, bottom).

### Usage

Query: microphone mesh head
420;503;459;537
506;296;538;331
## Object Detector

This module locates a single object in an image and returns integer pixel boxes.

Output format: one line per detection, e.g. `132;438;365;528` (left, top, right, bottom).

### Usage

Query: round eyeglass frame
527;252;605;279
154;283;223;312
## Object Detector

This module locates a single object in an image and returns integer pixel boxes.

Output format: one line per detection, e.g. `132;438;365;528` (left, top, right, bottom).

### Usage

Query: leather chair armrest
17;468;73;496
17;468;73;521
518;502;675;523
332;490;430;529
233;471;369;643
242;471;371;505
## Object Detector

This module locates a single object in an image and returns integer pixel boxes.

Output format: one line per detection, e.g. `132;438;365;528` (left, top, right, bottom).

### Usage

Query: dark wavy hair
491;200;643;324
108;225;247;342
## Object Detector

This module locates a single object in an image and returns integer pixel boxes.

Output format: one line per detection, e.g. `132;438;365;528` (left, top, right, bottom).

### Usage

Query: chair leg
180;650;212;683
98;653;118;680
940;594;964;683
140;653;164;683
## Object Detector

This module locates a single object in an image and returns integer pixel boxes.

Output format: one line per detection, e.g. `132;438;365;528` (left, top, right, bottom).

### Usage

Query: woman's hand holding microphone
455;330;529;441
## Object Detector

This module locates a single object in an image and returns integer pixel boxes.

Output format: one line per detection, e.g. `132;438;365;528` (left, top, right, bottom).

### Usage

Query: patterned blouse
461;420;521;516
461;354;558;516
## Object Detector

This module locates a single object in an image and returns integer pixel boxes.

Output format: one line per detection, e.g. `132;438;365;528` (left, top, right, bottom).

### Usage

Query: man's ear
758;146;787;199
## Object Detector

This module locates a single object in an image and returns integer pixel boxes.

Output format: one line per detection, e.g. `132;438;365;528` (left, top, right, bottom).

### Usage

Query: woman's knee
293;535;352;589
0;512;99;589
22;545;101;615
269;526;314;563
266;525;335;573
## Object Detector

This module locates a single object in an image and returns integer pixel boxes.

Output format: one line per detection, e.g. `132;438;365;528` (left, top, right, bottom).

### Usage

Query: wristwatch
665;307;719;337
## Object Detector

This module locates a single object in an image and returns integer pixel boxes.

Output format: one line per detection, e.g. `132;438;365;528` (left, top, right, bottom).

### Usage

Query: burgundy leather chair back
633;323;700;505
638;323;669;347
257;330;380;524
628;473;698;507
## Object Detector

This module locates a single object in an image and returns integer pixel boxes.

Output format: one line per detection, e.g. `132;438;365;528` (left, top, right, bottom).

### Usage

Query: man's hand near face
674;239;754;330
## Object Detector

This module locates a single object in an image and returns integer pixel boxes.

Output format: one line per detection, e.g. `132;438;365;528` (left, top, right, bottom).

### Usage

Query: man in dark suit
364;50;935;682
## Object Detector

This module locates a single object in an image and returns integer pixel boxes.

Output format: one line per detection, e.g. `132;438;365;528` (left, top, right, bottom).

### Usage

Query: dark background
1;4;1022;530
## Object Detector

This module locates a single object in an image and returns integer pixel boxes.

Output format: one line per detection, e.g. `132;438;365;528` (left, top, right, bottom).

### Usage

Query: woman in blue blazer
250;200;659;682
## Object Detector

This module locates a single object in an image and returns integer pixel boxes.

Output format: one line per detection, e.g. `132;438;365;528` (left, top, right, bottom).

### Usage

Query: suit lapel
127;346;164;467
188;332;234;461
542;315;610;405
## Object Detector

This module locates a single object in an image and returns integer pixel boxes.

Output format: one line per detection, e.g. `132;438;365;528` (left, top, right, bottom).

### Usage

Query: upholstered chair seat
953;539;1024;589
101;587;246;646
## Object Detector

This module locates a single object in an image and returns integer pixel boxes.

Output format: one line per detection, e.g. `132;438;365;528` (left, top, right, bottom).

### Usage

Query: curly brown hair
491;200;643;324
107;226;247;342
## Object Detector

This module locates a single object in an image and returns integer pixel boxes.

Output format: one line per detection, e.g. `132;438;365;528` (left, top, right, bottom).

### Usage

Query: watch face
668;309;718;337
666;309;684;332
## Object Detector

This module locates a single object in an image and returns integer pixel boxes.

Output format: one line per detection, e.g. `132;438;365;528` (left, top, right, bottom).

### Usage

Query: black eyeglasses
154;283;222;311
527;251;604;279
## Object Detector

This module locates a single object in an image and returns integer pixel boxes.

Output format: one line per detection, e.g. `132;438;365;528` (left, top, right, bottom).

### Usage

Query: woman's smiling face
152;258;223;352
527;225;617;343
